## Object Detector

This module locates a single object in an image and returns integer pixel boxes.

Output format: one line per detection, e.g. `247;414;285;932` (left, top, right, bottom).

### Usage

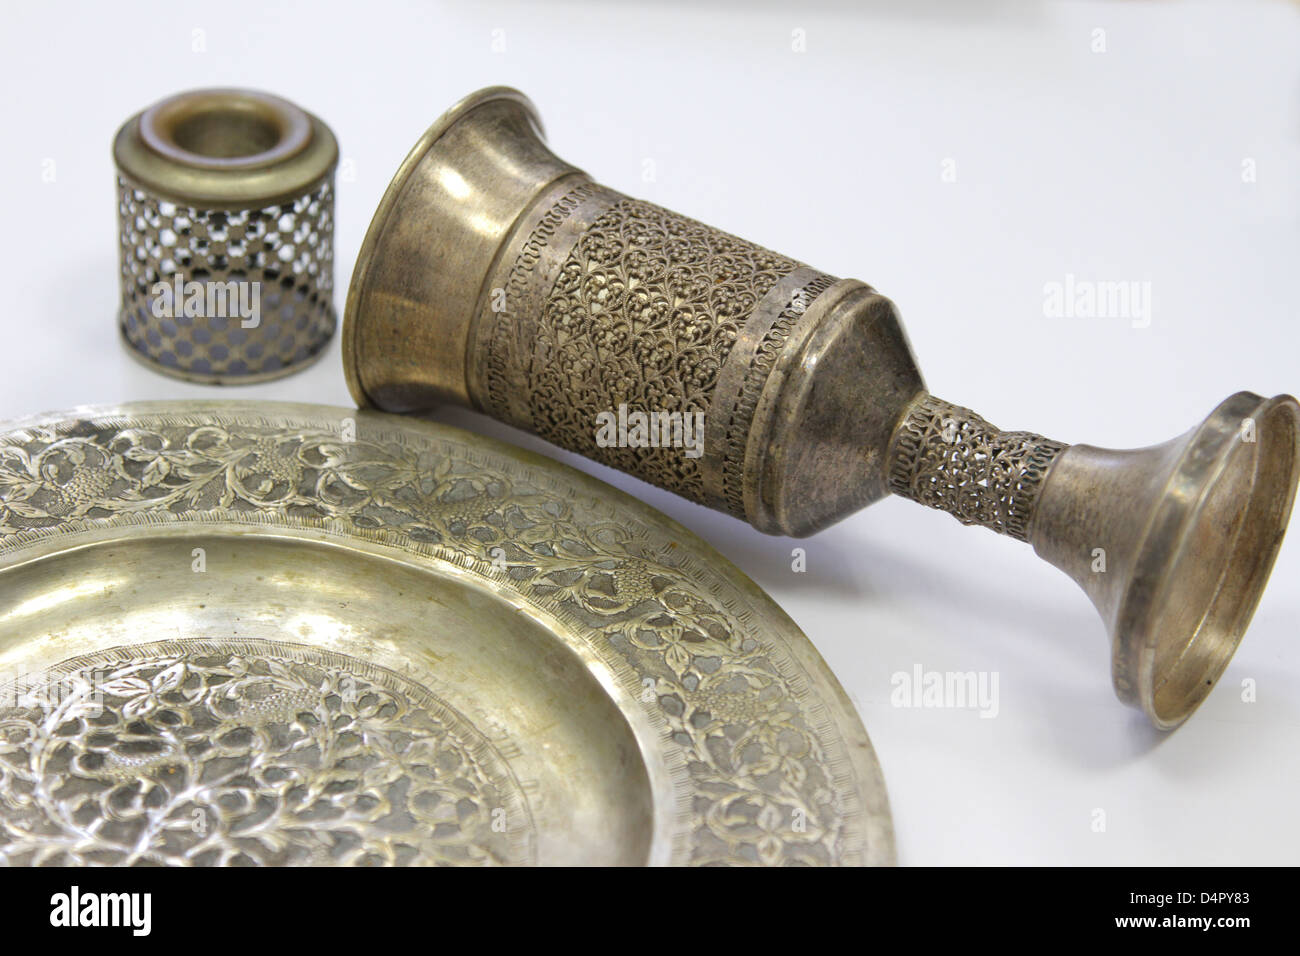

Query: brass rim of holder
114;88;338;209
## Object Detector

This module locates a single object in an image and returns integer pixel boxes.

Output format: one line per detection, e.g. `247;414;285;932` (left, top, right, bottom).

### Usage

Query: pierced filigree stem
887;394;1068;542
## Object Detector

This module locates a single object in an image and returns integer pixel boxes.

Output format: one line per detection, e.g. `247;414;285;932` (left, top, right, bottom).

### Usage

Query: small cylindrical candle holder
113;88;338;383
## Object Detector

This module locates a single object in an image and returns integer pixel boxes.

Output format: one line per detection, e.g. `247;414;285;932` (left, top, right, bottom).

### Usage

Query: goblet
343;87;1299;730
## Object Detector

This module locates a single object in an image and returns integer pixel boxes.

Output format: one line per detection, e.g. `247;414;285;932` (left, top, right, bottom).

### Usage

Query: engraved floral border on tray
0;401;894;866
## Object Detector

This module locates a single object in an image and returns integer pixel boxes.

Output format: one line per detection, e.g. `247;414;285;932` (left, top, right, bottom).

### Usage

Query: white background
1;0;1297;864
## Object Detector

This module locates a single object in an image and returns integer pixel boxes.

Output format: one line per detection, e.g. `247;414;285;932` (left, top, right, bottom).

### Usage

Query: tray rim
0;400;895;866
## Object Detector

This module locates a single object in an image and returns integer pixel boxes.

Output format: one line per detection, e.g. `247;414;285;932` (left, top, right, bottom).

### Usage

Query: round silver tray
0;402;892;866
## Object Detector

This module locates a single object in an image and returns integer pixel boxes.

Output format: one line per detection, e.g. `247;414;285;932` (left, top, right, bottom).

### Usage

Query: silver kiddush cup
343;87;1300;730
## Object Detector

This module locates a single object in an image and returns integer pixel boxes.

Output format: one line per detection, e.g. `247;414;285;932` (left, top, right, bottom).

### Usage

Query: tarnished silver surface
343;86;1300;730
0;402;893;866
114;90;338;384
887;396;1069;544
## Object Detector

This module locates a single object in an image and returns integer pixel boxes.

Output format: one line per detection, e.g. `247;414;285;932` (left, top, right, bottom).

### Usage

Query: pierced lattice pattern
485;195;800;505
117;177;335;383
888;395;1067;541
